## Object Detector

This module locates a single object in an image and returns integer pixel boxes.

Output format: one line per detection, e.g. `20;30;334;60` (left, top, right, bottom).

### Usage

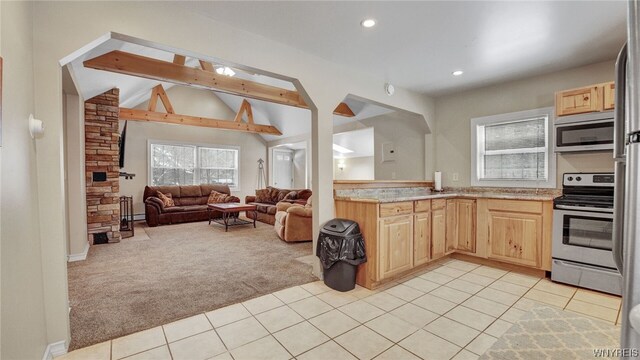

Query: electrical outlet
452;172;459;182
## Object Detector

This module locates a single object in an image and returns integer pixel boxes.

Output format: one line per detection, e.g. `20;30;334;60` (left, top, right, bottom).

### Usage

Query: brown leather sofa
144;184;239;227
245;187;312;225
274;198;312;242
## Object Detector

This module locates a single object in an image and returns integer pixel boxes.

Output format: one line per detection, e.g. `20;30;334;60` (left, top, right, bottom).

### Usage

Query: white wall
293;149;306;188
361;114;428;180
435;60;617;187
333;156;375;180
64;93;88;257
121;86;267;213
0;2;50;359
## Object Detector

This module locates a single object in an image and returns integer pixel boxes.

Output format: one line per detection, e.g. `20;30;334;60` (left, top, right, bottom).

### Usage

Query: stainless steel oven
554;111;614;152
551;173;622;295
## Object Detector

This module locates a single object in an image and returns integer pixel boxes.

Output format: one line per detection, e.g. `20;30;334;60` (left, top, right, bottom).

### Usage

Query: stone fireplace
84;88;121;244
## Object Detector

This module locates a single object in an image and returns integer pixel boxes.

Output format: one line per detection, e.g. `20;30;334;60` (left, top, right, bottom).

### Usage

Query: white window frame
148;140;241;191
470;107;556;188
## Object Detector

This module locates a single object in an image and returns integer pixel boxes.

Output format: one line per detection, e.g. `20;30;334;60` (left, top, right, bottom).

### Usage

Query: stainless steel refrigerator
614;1;640;352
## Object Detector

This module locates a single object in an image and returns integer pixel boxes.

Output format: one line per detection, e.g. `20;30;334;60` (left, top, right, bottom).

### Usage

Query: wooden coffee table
207;203;257;232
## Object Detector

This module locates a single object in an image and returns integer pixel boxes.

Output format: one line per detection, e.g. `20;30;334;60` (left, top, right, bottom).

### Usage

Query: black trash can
316;219;367;292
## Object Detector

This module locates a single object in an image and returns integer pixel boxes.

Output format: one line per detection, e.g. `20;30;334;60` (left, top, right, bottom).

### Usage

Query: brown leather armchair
274;198;312;242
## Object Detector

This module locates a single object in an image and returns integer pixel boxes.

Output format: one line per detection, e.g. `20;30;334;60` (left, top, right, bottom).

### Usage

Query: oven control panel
563;173;614;187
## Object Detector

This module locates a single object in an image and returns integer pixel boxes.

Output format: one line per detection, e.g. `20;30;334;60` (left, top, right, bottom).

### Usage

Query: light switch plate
452;173;459;181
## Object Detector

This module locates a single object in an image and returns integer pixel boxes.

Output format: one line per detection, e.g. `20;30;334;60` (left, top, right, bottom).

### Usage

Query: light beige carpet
67;220;315;350
481;306;620;359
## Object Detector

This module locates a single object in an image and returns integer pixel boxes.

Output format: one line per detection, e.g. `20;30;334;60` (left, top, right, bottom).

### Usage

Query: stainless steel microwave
554;111;614;153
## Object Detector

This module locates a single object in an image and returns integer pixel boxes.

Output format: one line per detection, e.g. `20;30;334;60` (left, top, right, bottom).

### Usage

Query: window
471;107;556;188
150;141;239;189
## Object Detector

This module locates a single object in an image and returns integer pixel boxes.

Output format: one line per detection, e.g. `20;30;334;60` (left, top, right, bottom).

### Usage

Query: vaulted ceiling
182;1;627;96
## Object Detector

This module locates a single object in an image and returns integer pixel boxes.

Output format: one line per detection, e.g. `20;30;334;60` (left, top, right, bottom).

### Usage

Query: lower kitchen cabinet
431;201;447;259
456;199;476;253
379;215;414;279
414;212;431;266
486;210;543;268
334;195;552;290
478;199;551;270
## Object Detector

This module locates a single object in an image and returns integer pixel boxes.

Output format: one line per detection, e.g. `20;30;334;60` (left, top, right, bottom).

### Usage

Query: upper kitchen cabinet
555;85;601;116
603;81;615;110
555;82;614;116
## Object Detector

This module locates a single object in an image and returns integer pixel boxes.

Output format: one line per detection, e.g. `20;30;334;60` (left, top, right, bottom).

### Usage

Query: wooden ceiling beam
147;84;175;114
173;54;186;65
333;102;355;117
234;99;254;124
84;50;306;109
199;60;215;72
119;108;282;135
85;51;358;118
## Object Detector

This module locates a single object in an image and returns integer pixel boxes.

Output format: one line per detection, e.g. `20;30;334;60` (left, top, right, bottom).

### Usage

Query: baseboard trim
67;241;89;262
42;340;67;360
134;213;145;221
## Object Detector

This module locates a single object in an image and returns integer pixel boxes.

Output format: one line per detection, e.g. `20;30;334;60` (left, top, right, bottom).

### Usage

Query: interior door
272;149;293;189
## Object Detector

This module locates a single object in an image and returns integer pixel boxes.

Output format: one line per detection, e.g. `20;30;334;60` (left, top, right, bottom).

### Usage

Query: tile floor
57;258;622;360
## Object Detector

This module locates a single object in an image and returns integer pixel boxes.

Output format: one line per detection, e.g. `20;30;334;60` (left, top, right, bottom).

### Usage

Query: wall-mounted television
119;121;127;168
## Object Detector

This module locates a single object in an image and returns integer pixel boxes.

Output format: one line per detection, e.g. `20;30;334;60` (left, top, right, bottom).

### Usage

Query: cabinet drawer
414;200;431;212
431;199;446;210
380;202;413;217
487;199;542;214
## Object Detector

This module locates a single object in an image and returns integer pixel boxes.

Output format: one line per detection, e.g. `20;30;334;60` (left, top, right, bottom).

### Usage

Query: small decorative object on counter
434;171;443;191
316;219;367;292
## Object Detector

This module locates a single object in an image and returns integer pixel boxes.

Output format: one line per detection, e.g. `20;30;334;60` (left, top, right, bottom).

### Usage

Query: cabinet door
446;199;457;253
487;211;542;267
379;215;414;279
431;208;446;259
456;199;476;253
603;82;615;110
414;212;431;266
555;85;600;116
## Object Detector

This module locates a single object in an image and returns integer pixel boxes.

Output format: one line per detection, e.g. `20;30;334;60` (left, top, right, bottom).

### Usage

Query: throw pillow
268;187;282;203
283;191;298;201
208;190;229;204
157;191;175;207
255;189;271;203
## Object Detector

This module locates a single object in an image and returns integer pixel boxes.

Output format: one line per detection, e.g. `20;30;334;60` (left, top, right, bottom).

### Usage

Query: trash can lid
321;218;360;235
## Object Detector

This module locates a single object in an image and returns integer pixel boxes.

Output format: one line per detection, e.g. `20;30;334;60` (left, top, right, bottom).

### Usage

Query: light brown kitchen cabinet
603;81;615;110
556;81;616;116
431;200;446;260
455;199;476;253
556;85;601;116
335;192;553;290
480;199;546;268
414;212;431;267
378;215;414;279
446;199;457;253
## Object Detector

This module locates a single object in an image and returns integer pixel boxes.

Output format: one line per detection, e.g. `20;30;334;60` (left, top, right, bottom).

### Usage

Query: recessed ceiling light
452;70;464;76
361;18;376;28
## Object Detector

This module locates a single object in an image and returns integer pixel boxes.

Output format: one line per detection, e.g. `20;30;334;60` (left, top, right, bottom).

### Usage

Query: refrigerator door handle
613;160;625;273
615;43;628;160
612;43;627;274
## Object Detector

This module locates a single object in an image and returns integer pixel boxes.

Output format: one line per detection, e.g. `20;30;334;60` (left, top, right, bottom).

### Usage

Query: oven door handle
554;204;614;214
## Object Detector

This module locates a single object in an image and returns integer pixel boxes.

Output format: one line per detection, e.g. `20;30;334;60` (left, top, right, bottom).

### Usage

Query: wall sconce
337;159;345;171
29;114;45;139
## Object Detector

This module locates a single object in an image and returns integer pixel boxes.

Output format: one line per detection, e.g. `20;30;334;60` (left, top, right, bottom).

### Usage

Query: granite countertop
334;187;560;203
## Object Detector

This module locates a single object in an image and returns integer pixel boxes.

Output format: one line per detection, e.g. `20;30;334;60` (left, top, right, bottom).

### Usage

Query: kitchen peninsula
334;180;559;289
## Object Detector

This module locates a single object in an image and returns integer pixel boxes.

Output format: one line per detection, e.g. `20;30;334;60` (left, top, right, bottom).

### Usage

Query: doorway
272;148;294;189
